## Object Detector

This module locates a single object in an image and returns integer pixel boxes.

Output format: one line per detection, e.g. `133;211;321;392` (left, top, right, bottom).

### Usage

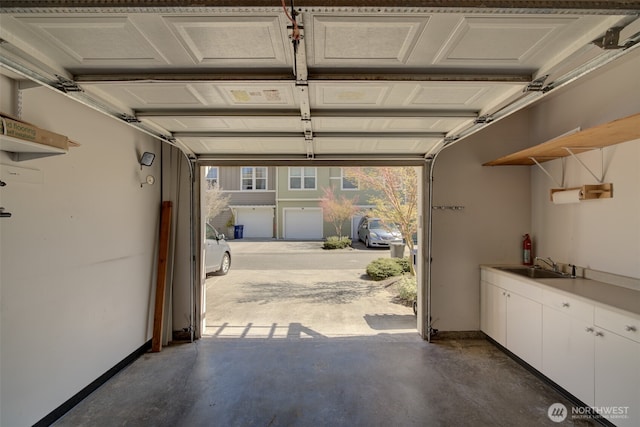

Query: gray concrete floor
54;242;594;426
53;337;593;427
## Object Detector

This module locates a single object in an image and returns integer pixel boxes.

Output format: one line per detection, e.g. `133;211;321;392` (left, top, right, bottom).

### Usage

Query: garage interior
1;1;639;426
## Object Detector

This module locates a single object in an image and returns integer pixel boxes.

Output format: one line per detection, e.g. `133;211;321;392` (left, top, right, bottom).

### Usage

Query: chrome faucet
535;257;558;272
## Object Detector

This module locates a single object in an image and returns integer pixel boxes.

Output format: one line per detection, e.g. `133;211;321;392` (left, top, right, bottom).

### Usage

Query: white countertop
482;265;640;316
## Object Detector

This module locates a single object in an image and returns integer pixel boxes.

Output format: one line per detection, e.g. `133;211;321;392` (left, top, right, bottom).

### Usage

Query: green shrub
397;275;417;302
395;257;412;273
366;258;404;281
323;236;352;250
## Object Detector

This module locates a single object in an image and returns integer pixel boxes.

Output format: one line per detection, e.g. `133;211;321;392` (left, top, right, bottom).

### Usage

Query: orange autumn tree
345;167;418;274
320;186;359;238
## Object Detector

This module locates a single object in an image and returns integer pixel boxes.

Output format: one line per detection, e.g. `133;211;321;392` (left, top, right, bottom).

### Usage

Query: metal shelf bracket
529;156;564;188
563;147;605;184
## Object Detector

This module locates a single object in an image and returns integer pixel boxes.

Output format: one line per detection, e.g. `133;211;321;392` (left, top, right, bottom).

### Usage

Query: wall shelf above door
483;112;640;166
0;134;68;162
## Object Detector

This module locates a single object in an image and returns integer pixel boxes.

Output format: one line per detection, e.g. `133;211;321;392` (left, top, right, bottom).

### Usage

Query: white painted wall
432;47;640;332
0;79;162;426
529;50;640;279
431;114;532;332
531;139;639;278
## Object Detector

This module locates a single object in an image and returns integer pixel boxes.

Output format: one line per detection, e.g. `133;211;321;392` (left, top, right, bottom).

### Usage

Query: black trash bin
234;225;244;239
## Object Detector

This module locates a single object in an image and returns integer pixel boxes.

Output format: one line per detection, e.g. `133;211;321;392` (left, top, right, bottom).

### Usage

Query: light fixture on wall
139;152;155;167
139;152;156;187
0;180;9;217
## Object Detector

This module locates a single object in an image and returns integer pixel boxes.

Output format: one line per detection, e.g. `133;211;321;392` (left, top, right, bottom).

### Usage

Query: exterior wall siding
278;167;328;199
218;166;276;191
209;209;234;237
228;191;276;206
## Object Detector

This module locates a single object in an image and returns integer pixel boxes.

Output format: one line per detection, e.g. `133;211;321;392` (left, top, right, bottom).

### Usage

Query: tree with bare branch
204;182;230;224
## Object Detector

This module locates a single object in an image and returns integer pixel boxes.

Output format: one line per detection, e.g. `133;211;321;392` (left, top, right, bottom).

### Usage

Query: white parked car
357;217;403;248
205;224;231;275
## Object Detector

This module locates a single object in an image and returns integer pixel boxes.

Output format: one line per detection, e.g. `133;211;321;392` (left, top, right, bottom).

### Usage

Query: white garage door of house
236;208;273;238
284;208;323;240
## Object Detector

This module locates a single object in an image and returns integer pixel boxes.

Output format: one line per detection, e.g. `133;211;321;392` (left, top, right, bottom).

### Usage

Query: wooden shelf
0;134;67;161
483;112;640;166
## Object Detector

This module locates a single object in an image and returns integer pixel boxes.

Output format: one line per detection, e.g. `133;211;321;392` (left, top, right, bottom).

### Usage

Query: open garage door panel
1;4;638;162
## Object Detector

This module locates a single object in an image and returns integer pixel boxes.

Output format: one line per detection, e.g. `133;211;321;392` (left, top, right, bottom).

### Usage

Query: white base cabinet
481;267;640;427
542;306;595;406
593;308;640;427
506;291;542;370
480;280;506;346
480;270;542;370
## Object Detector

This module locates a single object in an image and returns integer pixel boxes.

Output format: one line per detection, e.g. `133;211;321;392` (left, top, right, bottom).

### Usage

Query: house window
341;168;358;190
205;166;218;188
241;167;267;190
289;167;316;190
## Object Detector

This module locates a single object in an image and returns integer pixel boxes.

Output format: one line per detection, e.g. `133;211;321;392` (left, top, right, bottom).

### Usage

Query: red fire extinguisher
523;234;533;265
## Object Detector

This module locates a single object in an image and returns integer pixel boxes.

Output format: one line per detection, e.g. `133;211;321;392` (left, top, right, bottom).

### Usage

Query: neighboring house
206;166;277;239
276;167;377;240
206;166;378;240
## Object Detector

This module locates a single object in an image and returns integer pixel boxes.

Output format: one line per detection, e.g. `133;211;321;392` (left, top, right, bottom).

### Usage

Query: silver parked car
205;224;231;275
357;217;403;248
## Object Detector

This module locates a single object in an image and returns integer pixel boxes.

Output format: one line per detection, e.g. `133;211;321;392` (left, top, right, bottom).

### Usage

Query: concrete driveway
204;240;416;339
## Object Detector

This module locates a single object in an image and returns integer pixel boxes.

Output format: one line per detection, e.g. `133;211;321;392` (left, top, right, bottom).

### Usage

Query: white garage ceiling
1;1;639;162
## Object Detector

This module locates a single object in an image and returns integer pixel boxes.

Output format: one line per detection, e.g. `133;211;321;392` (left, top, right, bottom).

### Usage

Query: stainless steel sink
496;266;571;279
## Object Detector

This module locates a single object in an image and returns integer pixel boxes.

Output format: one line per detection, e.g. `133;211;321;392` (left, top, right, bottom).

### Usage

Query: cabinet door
480;280;506;346
594;330;640;427
506;291;542;370
542;306;594;406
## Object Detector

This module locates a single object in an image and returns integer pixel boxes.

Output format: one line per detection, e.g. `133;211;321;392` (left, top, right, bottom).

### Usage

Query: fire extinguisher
523;234;533;265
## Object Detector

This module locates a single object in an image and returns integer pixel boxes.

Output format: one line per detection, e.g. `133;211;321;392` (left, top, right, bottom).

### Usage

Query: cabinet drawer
543;289;594;323
502;276;543;302
595;307;640;343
